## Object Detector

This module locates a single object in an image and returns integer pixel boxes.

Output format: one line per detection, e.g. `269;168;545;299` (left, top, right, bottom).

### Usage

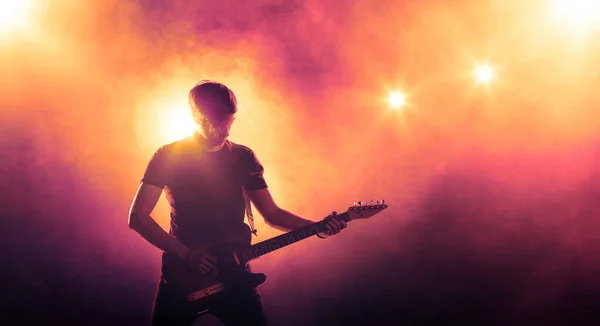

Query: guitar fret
241;212;352;262
235;208;387;264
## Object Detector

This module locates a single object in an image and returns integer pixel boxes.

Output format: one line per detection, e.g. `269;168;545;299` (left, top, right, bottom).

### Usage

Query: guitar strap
231;141;258;236
242;188;258;236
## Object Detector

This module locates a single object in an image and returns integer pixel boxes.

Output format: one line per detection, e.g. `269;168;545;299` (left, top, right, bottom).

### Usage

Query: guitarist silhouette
129;80;352;326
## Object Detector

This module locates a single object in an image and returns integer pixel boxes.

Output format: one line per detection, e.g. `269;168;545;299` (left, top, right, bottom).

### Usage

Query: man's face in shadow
199;111;236;147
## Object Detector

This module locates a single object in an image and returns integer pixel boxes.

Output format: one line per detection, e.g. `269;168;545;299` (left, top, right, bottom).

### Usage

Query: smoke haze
2;0;600;325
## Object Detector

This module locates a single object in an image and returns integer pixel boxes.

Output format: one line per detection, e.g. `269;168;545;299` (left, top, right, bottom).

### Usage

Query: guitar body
161;223;266;311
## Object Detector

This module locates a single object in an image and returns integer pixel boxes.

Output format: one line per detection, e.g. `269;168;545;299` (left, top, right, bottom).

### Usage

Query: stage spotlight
0;0;33;33
474;64;494;84
161;106;197;142
549;0;600;34
387;91;407;110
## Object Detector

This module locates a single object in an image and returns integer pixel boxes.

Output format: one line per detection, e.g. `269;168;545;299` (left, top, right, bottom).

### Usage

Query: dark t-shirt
141;135;268;246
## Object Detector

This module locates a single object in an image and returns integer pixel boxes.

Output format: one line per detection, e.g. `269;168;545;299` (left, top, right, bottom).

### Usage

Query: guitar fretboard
240;212;350;262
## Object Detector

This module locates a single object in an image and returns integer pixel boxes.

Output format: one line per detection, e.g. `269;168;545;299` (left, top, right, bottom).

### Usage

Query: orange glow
0;0;32;32
387;91;406;109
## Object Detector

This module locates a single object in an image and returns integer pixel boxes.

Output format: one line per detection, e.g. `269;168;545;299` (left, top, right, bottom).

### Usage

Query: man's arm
242;148;346;235
248;188;314;231
128;182;189;261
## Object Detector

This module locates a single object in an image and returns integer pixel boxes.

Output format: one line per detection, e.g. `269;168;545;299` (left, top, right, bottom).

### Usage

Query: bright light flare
136;93;198;149
387;91;406;110
0;0;33;32
159;106;197;142
550;0;600;34
474;64;494;84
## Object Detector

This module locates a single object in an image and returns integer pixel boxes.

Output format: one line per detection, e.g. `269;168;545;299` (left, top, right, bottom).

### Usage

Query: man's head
188;80;237;147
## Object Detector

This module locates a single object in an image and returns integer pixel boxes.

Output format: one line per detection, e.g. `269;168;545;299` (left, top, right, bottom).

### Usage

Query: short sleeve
243;149;268;192
141;146;171;188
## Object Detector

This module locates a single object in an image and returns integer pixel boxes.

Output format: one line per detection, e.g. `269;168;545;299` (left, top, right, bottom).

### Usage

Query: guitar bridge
187;283;226;301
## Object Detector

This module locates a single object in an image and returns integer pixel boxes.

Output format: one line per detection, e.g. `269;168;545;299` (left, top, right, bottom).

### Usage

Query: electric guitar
161;200;388;311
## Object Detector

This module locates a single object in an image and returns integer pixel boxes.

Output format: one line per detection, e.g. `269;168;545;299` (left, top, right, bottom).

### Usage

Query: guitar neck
240;212;350;262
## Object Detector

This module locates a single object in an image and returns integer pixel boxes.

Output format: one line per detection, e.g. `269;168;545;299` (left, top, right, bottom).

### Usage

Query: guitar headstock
347;200;388;220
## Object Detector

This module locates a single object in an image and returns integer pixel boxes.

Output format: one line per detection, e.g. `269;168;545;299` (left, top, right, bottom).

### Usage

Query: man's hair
188;80;238;124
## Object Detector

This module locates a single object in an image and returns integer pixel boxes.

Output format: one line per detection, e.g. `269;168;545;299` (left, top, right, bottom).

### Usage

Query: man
128;80;346;326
